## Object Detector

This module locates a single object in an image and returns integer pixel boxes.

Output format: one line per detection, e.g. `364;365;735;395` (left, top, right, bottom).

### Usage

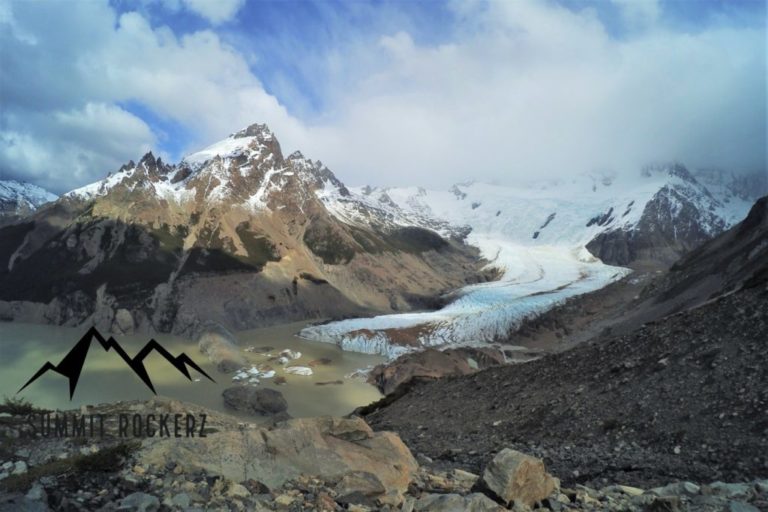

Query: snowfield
300;169;753;358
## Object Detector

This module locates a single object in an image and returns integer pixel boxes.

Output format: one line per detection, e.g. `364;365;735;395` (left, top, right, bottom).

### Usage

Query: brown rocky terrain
360;196;768;490
0;124;489;337
1;397;766;511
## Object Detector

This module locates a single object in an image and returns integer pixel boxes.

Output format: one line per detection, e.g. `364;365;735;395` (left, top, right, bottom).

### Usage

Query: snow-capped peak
0;180;57;207
0;179;57;221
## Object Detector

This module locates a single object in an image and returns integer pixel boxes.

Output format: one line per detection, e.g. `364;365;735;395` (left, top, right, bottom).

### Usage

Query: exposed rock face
586;164;740;267
0;123;485;335
221;387;288;416
476;449;556;507
196;323;246;372
368;347;506;395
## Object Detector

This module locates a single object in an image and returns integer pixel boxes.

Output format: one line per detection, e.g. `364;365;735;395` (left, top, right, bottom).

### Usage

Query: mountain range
0;123;764;343
0;180;57;226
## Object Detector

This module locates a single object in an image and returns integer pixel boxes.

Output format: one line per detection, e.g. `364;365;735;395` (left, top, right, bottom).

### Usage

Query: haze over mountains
0;123;764;348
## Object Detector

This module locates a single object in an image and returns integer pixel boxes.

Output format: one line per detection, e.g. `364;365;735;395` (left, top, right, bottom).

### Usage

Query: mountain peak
232;122;273;140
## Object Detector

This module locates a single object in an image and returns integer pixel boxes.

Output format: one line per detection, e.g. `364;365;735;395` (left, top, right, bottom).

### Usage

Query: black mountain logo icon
18;326;215;399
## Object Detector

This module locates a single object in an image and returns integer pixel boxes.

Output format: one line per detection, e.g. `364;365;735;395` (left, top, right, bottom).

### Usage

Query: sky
0;0;765;194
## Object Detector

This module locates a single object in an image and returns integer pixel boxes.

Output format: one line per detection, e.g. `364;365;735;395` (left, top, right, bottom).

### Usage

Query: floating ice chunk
248;378;260;384
247;367;261;376
260;370;276;379
232;372;249;381
284;366;313;376
277;356;290;365
279;349;301;360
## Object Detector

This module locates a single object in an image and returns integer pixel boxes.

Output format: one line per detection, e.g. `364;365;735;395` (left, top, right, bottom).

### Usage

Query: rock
285;366;313;376
222;387;288;415
607;484;644;496
334;470;386;506
226;483;251;499
279;349;301;360
171;493;191;508
12;461;28;475
138;416;417;496
646;495;682;511
314;491;337;511
451;469;480;492
729;501;760;512
476;449;555;507
114;308;135;334
118;492;160;512
0;471;7;481
651;481;699;496
368;347;506;395
25;483;46;502
708;482;754;499
197;323;246;373
414;492;505;511
132;464;146;475
273;494;296;507
316;380;343;386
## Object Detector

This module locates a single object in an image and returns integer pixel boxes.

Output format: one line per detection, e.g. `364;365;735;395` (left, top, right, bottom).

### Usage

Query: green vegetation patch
303;220;356;265
235;222;281;266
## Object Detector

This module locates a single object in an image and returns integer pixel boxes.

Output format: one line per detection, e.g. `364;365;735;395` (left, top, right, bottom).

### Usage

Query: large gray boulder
137;416;418;495
413;493;505;511
222;387;288;416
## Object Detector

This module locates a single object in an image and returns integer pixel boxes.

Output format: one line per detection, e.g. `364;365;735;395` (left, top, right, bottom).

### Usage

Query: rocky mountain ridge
0;124;487;337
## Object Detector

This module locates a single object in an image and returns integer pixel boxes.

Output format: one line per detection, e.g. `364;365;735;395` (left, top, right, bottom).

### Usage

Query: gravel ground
363;284;768;488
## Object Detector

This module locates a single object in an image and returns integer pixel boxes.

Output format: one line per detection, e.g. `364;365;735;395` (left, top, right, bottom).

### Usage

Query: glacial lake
0;321;384;420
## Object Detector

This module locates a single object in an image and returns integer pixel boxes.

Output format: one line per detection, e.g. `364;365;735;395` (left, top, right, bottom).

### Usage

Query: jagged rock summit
0;123;485;336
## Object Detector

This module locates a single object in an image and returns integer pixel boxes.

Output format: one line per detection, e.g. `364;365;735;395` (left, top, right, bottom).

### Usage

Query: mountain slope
0;180;57;226
299;165;761;357
361;195;768;487
0;124;487;336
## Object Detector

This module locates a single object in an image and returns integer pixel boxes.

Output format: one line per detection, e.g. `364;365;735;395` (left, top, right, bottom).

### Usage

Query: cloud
610;0;660;29
293;0;766;188
181;0;245;24
0;0;301;193
0;103;155;193
0;0;764;194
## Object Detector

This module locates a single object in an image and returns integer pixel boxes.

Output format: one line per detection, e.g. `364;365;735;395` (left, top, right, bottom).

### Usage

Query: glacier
300;168;756;358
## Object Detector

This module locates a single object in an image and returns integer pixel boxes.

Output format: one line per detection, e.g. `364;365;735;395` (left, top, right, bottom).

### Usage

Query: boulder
368;347;505;395
197;323;246;373
334;470;387;506
413;493;505;511
222;387;288;416
118;492;160;511
113;308;135;334
137;416;417;495
476;449;556;507
285;366;313;376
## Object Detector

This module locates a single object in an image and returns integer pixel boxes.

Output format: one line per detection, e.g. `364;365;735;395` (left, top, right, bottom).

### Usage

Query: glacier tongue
300;168;758;358
300;240;629;358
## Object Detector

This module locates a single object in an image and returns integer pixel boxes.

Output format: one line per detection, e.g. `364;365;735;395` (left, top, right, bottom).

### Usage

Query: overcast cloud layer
0;0;765;194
